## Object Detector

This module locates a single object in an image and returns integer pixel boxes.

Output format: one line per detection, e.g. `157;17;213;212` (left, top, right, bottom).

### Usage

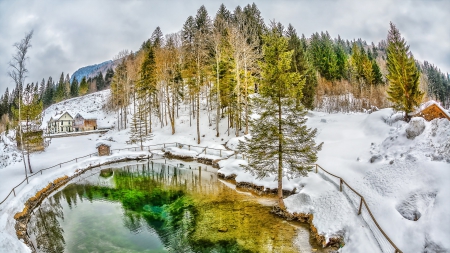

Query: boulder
405;117;426;139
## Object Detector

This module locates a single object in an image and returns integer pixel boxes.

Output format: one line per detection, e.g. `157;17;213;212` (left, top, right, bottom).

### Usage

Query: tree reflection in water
28;162;311;253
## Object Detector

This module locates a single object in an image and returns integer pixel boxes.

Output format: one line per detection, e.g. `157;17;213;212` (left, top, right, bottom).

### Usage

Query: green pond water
28;161;323;253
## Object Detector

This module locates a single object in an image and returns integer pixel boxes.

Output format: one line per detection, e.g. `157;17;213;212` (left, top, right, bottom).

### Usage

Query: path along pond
27;160;327;253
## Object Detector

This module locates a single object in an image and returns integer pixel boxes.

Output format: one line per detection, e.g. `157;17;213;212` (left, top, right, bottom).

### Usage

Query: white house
48;112;74;134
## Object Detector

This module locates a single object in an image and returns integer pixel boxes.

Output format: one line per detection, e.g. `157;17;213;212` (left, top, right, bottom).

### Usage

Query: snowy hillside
0;89;449;252
70;60;114;83
42;90;113;129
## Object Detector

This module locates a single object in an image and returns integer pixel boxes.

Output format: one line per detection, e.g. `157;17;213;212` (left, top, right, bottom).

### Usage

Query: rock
405;117;426;139
218;227;228;232
370;154;382;163
320;119;327;123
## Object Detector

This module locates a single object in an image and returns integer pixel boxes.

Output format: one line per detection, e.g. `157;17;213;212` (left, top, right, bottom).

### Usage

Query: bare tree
8;30;33;175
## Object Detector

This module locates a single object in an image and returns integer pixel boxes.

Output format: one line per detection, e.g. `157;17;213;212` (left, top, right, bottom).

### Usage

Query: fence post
315;164;318;173
40;170;42;175
60;164;61;168
76;158;77;163
220;150;222;157
164;143;166;148
358;197;363;215
13;188;15;197
340;179;343;192
188;145;190;151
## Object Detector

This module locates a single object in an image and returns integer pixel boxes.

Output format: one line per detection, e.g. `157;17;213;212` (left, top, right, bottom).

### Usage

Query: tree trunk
216;57;220;137
278;95;285;210
197;92;200;144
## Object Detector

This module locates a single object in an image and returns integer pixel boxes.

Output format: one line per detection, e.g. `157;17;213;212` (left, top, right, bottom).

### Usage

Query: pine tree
79;76;88;95
286;24;317;110
239;24;322;209
386;22;424;122
70;78;79;97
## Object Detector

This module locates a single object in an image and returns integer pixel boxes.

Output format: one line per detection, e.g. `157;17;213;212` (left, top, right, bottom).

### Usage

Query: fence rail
0;143;402;253
315;164;402;253
0;142;234;206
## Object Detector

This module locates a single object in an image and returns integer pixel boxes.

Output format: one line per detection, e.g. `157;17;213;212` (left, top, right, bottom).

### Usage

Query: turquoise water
27;162;317;253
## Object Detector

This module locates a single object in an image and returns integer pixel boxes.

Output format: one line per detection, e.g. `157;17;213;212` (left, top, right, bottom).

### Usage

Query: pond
27;160;324;253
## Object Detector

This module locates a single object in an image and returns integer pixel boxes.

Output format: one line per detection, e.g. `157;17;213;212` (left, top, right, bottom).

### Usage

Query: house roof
75;113;96;120
50;111;74;121
96;142;111;148
414;100;450;120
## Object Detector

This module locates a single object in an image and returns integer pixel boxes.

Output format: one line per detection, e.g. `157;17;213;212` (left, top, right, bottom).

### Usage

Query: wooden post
60;164;61;168
220;150;222;157
188;145;190;151
13;188;15;197
76;158;77;163
164;143;166;148
340;179;343;192
315;164;318;173
358;197;363;215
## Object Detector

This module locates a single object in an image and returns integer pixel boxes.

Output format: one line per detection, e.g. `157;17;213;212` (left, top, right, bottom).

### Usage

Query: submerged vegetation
28;163;322;253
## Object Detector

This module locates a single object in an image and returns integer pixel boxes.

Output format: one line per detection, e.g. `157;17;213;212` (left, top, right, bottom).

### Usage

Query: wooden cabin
74;113;97;132
96;142;111;156
414;102;450;121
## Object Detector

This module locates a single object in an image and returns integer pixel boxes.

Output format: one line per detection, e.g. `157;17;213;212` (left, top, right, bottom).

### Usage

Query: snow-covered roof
96;141;111;148
50;111;73;121
415;100;450;119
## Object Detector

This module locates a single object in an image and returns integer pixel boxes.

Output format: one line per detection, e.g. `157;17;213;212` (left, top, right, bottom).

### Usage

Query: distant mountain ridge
70;60;116;83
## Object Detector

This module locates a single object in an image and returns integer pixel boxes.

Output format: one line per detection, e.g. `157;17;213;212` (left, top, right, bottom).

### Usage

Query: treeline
419;61;450;107
103;3;449;145
0;68;114;131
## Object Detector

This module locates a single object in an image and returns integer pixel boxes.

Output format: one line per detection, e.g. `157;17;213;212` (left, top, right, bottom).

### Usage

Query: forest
1;3;449;136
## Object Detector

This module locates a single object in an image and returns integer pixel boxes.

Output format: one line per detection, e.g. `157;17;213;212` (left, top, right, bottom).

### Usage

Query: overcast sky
1;0;449;93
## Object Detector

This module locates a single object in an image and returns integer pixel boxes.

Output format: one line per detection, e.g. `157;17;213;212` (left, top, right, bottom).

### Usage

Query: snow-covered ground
0;90;449;252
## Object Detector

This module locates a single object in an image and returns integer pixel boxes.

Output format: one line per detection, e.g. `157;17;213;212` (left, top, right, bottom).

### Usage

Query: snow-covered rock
405;117;426;139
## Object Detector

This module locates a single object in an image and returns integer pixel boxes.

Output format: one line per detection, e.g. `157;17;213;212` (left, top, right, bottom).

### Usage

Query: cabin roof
96;142;111;148
414;100;450;120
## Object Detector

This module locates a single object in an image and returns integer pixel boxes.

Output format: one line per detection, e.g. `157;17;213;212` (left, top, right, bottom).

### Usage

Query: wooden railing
0;142;233;206
315;164;402;253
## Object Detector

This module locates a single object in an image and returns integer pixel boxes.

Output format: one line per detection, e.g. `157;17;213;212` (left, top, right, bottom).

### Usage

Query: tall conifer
386;22;423;121
239;24;322;209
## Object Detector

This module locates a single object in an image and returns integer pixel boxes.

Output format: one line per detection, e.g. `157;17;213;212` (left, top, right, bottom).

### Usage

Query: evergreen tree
38;78;45;100
104;68;114;87
286;24;317;110
43;77;54;108
95;72;105;91
64;73;70;97
386;22;424;121
79;76;88;95
54;72;66;102
70;78;79;97
239;24;322;209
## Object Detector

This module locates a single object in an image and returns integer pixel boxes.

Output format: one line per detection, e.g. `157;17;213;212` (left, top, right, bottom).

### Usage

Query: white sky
0;0;449;93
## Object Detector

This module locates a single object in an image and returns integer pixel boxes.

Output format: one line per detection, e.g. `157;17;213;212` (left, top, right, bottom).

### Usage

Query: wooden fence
315;164;402;253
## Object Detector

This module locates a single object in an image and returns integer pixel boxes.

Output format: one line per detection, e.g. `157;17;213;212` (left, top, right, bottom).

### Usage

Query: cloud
1;0;449;93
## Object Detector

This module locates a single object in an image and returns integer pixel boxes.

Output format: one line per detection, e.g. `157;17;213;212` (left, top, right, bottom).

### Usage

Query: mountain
70;60;116;83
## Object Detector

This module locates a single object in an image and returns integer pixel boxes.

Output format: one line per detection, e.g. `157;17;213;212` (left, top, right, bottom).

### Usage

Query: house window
61;121;63;125
61;127;63;131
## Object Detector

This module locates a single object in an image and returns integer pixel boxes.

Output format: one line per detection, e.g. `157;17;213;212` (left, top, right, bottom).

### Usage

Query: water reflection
28;162;316;253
